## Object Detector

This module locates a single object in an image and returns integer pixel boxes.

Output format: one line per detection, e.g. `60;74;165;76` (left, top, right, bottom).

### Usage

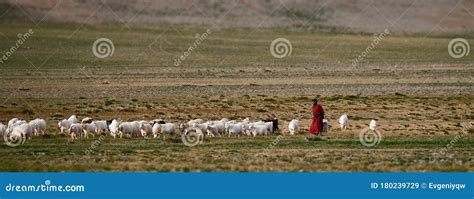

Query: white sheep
227;122;244;137
6;120;27;135
191;122;209;137
248;124;269;137
322;119;329;134
206;124;220;137
264;121;274;134
82;123;97;138
118;121;140;138
109;119;119;138
288;119;299;135
10;123;35;142
29;118;47;136
139;122;153;138
339;114;348;130
58;119;73;134
224;120;236;132
94;120;108;135
369;120;377;131
68;123;83;140
152;123;176;139
178;122;187;134
208;121;226;136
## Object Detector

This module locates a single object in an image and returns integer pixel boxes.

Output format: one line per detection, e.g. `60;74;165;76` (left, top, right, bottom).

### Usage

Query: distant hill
1;0;473;33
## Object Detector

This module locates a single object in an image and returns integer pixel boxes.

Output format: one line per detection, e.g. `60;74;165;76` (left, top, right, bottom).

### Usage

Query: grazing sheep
6;120;27;135
94;120;108;135
264;121;274;134
224;120;236;133
29;118;47;136
191;122;208;137
339;114;348;130
369;120;377;131
178;122;187;134
10;123;35;141
68;123;83;140
118;121;140;138
139;122;153;138
82;123;97;138
208;121;225;136
152;123;176;139
206;124;221;137
108;119;119;138
263;118;279;132
288;119;299;135
58;119;73;134
248;124;269;137
322;119;329;134
227;123;244;137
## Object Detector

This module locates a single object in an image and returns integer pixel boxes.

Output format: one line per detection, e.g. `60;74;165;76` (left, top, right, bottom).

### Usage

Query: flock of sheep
0;113;377;144
0;118;47;142
58;116;284;140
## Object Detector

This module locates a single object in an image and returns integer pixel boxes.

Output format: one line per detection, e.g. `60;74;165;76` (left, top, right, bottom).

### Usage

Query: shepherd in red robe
309;97;324;135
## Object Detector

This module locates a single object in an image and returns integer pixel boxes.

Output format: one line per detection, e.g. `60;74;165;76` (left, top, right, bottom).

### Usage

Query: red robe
309;104;324;135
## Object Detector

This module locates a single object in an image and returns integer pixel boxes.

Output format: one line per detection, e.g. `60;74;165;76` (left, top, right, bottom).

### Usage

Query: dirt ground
0;95;472;172
0;20;472;171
